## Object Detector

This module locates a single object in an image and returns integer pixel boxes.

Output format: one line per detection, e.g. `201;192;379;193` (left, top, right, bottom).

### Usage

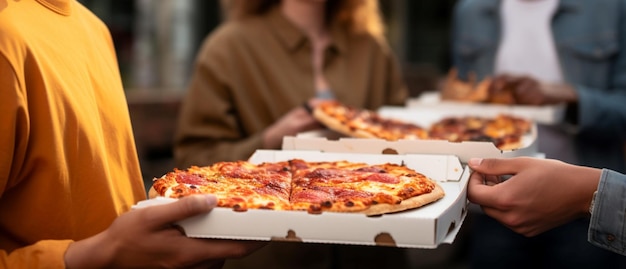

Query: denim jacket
452;0;626;142
590;169;626;256
452;0;626;256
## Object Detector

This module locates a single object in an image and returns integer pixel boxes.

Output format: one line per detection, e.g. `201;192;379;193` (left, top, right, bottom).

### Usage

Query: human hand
467;157;600;237
65;195;266;269
262;103;324;149
490;74;577;105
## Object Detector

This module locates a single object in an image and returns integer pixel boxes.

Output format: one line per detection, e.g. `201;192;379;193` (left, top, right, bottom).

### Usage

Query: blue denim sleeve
588;169;626;255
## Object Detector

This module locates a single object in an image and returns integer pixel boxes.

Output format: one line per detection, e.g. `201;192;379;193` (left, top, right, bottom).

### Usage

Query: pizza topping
356;167;386;173
363;173;398;184
290;188;332;202
254;184;284;197
175;172;208;186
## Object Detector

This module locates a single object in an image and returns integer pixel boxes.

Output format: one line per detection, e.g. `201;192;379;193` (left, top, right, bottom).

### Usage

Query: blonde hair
220;0;385;37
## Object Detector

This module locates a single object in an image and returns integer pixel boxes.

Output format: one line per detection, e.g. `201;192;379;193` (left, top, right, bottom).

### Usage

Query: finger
468;171;499;186
483;174;501;186
467;171;499;206
180;239;267;262
144;195;218;228
467;158;524;176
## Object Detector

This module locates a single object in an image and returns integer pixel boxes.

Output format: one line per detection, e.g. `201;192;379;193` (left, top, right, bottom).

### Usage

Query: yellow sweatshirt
0;0;146;268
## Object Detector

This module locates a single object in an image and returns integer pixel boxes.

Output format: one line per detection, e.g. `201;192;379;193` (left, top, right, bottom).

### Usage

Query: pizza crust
361;183;445;216
312;108;378;139
312;104;427;140
148;186;158;199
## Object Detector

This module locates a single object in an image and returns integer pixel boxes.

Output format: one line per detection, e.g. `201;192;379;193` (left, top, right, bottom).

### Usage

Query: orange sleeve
0;39;73;269
0;240;73;268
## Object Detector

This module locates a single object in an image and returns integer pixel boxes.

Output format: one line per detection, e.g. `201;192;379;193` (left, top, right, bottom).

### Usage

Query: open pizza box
406;91;566;125
286;106;539;164
133;150;470;249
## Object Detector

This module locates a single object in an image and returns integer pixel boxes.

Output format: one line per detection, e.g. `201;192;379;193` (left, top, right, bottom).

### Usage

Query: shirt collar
265;6;345;54
36;0;72;16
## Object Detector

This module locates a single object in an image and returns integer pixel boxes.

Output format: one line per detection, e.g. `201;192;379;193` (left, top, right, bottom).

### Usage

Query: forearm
65;233;112;269
569;164;603;219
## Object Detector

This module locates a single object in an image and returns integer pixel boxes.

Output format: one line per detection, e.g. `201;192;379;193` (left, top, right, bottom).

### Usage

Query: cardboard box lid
133;150;470;249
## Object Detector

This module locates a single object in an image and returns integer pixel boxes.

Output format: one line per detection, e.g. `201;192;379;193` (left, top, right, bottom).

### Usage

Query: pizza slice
151;160;293;211
312;101;429;141
288;159;444;216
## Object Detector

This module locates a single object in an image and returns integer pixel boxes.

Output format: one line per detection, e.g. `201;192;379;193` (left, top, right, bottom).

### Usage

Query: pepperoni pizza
150;159;445;216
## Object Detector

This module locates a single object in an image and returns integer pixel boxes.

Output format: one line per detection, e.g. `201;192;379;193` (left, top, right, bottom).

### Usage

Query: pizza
312;100;429;141
312;100;532;150
150;159;445;216
428;114;532;150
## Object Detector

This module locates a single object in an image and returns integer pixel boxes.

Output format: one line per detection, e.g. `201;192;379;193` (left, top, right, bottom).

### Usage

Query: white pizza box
406;91;566;125
285;107;538;163
133;150;470;249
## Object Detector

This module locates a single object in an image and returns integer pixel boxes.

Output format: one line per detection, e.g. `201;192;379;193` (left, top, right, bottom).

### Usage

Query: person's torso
453;0;621;89
204;9;406;134
0;0;146;251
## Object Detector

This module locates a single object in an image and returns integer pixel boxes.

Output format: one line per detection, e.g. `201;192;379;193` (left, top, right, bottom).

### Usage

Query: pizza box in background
407;91;566;125
287;106;539;163
133;150;470;249
375;106;538;160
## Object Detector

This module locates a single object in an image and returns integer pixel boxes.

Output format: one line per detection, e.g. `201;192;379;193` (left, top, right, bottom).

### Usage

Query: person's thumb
147;194;218;228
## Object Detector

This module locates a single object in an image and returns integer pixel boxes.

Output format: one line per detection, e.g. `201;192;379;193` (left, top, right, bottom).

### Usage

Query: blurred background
78;0;456;187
